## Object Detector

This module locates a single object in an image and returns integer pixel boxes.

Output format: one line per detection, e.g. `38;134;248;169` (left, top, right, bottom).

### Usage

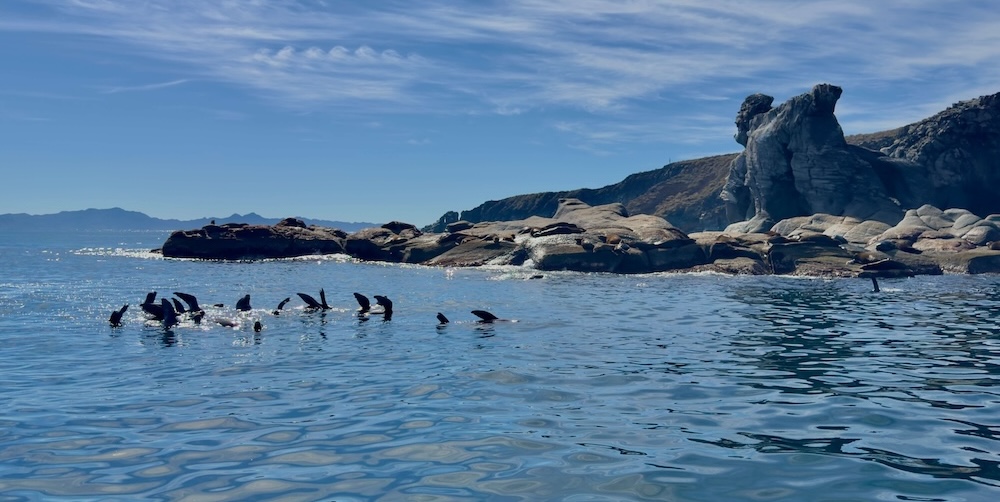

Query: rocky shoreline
158;198;1000;277
159;82;1000;276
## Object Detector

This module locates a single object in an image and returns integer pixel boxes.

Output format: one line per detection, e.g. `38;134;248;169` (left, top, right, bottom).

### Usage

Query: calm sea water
2;230;1000;501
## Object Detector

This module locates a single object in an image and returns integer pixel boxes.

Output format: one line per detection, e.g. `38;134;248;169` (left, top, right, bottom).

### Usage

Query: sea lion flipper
161;298;178;328
353;292;371;311
436;312;449;324
297;293;321;309
109;304;129;326
471;310;498;322
173;292;201;312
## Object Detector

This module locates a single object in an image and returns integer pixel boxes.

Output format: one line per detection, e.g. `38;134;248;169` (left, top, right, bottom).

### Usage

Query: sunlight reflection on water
0;234;999;500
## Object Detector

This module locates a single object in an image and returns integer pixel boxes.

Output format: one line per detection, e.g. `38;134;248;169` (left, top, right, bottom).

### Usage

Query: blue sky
2;1;998;226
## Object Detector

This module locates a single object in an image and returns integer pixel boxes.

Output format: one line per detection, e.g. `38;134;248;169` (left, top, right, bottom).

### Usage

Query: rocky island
160;84;1000;277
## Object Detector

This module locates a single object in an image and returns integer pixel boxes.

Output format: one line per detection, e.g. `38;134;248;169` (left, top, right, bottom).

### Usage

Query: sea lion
272;297;291;315
354;292;371;313
253;321;263;332
173;292;204;323
235;294;252;312
373;295;393;321
161;298;178;328
109;304;129;327
471;310;499;323
297;288;331;310
173;292;202;312
171;298;186;314
140;291;164;320
436;312;449;324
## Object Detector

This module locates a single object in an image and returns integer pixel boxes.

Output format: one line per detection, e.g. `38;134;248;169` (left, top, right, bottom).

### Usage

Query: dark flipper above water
871;277;880;293
109;304;129;327
319;288;330;310
161;298;178;328
236;294;251;312
273;297;290;315
297;292;322;309
436;312;449;324
471;310;499;323
140;291;164;320
373;295;393;321
141;301;164;321
173;292;202;312
171;298;186;314
354;293;371;313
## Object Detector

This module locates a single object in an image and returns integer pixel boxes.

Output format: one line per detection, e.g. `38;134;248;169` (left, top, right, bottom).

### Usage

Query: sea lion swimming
471;310;499;323
253;321;263;332
353;292;371;313
173;291;205;323
235;294;252;312
472;310;517;323
297;288;330;310
171;298;186;314
373;295;393;321
109;304;129;327
173;292;202;313
161;298;178;328
140;291;164;320
272;297;291;315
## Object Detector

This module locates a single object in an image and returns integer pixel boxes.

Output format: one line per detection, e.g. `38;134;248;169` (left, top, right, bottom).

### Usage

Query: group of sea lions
108;289;505;330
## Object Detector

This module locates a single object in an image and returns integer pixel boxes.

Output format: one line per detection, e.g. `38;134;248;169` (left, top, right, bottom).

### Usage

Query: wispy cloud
4;0;999;144
102;78;190;94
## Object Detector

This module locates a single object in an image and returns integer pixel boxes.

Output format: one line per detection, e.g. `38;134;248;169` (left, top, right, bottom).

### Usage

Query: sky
2;1;999;226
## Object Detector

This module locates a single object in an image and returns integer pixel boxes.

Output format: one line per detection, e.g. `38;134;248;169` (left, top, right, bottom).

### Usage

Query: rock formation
426;85;1000;236
723;84;1000;227
158;201;1000;276
160;218;346;260
722;84;903;225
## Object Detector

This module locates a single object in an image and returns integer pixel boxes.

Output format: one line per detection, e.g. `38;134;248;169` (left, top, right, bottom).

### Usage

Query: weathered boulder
872;205;1000;249
722;84;903;225
161;220;347;259
426;238;523;267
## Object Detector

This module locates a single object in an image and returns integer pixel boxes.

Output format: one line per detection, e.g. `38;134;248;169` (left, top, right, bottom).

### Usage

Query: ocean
1;230;999;501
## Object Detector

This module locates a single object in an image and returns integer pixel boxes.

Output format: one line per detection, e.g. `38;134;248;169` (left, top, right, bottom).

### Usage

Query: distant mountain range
0;207;377;233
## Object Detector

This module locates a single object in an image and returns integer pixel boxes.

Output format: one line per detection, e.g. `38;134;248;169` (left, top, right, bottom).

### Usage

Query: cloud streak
102;79;190;94
4;0;999;145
